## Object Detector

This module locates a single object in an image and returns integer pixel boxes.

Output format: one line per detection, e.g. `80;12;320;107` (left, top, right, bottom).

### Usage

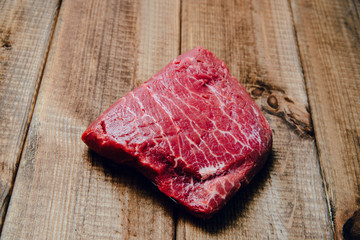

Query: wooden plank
178;0;333;239
1;0;179;239
0;0;60;229
289;0;360;238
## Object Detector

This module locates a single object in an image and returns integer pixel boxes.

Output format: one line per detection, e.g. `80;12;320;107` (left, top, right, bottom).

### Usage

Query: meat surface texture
82;47;272;218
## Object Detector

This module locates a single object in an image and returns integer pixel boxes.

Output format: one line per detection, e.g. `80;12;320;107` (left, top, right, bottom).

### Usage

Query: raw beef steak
82;47;272;218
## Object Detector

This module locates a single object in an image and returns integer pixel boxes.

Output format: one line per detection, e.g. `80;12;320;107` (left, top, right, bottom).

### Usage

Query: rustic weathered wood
290;0;360;238
0;0;61;230
1;0;179;239
1;0;357;238
178;0;333;238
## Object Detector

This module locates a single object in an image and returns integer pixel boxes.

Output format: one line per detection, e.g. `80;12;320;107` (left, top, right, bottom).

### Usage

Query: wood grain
0;0;357;238
290;0;360;238
0;0;60;230
178;0;333;238
1;0;179;239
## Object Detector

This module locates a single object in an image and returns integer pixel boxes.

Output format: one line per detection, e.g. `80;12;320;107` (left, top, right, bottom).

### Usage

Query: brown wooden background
0;0;359;239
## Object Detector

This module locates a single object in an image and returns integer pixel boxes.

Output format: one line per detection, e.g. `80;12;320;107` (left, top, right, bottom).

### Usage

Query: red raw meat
82;47;272;218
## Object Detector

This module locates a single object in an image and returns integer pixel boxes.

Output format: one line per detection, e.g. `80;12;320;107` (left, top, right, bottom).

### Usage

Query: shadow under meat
84;149;175;213
85;148;274;234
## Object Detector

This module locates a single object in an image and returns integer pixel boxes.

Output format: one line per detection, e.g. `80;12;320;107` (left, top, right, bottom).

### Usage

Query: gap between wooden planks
0;0;61;231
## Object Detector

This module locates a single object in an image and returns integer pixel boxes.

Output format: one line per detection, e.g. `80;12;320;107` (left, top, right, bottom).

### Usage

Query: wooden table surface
0;0;359;239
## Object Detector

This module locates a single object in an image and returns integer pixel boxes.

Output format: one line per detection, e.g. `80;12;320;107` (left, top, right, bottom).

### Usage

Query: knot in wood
267;95;279;109
343;209;360;240
251;87;264;97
